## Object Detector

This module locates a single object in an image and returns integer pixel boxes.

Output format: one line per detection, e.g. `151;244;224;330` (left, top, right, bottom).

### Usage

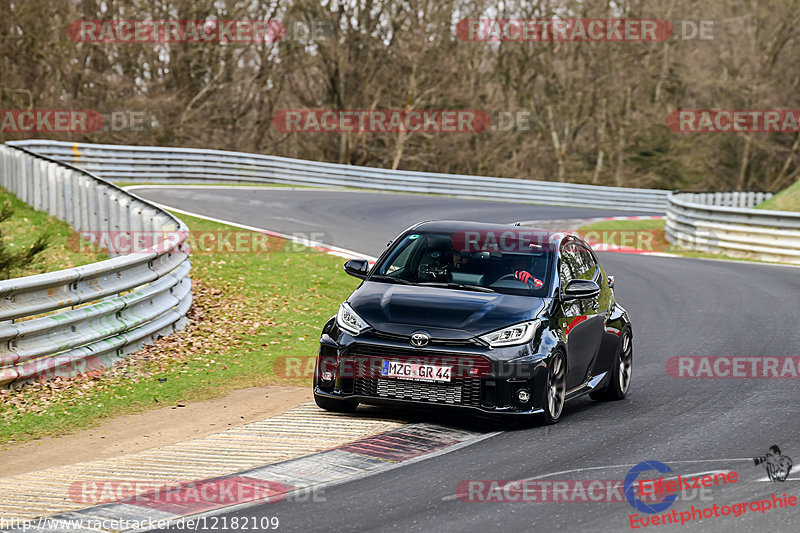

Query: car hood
348;281;548;340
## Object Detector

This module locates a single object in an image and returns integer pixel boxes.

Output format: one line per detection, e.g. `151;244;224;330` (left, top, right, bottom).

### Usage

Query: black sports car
313;220;632;423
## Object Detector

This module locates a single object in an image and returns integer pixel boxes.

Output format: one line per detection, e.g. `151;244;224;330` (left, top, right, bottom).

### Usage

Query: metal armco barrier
665;192;800;265
0;145;191;388
10;141;798;265
7;140;670;211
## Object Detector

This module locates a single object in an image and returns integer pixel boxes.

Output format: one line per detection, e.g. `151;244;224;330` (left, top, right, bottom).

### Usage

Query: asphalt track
133;187;800;533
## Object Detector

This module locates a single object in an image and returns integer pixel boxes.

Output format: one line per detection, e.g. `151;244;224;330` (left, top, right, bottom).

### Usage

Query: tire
313;392;359;413
590;328;632;402
540;351;567;425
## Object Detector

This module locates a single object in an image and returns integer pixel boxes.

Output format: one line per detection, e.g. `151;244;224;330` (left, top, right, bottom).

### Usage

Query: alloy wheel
547;354;567;420
618;331;633;394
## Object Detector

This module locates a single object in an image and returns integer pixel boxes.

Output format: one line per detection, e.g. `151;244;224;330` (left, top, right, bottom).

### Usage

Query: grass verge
0;212;359;445
0;188;106;279
755;180;800;212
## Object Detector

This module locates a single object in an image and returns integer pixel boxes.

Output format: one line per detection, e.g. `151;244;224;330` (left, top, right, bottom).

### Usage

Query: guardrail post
107;192;121;257
95;184;109;236
9;150;18;196
8;148;14;191
130;201;145;251
30;157;41;210
39;160;49;213
47;162;59;216
116;196;129;231
25;153;33;202
0;148;8;190
20;151;29;201
117;197;130;257
151;214;169;234
13;149;22;194
64;169;76;228
6;148;12;191
5;148;12;190
0;147;7;189
80;175;92;232
142;207;157;232
109;191;120;232
56;166;68;221
130;202;144;234
15;153;25;203
6;148;13;192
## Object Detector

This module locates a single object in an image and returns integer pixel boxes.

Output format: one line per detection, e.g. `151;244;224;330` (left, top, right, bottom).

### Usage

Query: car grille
369;331;481;347
353;377;483;406
345;345;489;407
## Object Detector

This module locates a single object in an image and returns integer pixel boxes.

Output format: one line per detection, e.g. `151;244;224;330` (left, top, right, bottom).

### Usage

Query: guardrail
0;145;191;388
665;192;800;265
8;140;797;267
7;140;670;212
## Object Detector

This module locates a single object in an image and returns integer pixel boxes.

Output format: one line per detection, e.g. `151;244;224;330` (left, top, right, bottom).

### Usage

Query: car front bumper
315;330;553;417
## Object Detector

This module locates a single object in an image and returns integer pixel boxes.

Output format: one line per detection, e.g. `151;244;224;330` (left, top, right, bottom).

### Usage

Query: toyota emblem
410;331;430;347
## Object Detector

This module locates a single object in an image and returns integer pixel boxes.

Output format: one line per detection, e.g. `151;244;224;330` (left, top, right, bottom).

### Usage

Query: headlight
336;302;370;335
479;320;540;347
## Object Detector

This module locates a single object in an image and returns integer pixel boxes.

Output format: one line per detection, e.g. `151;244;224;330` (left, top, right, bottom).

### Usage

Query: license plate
381;360;452;382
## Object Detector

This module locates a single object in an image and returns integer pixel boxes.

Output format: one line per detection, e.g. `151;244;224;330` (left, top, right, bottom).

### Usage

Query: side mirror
563;279;601;300
344;259;369;279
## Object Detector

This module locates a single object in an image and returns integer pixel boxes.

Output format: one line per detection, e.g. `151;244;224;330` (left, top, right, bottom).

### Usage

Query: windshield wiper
369;274;414;285
418;282;495;293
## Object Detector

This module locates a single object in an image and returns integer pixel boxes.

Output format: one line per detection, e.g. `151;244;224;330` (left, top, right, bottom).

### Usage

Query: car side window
575;243;597;281
559;240;579;290
559;240;585;315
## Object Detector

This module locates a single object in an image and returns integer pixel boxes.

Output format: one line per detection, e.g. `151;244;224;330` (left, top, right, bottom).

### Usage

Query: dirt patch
0;385;310;477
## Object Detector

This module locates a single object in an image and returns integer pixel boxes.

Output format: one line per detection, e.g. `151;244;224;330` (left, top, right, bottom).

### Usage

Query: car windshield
371;231;554;295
